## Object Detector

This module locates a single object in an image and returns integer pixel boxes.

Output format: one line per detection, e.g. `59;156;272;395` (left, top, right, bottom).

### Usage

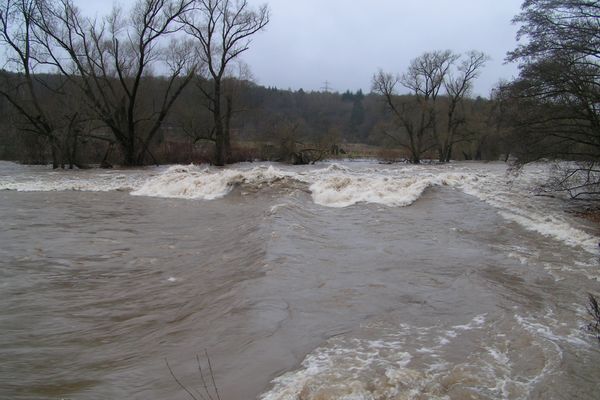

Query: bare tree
182;0;269;166
373;50;488;163
403;50;457;162
373;70;430;163
441;51;489;162
35;0;196;166
373;51;456;163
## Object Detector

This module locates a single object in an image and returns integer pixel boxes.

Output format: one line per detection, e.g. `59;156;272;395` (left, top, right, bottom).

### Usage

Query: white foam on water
499;211;598;251
259;336;419;400
269;203;290;214
308;174;434;208
0;172;143;192
455;165;599;255
515;314;590;348
487;347;511;366
452;313;487;330
305;162;480;208
507;252;529;265
260;314;564;400
543;262;600;282
131;165;295;200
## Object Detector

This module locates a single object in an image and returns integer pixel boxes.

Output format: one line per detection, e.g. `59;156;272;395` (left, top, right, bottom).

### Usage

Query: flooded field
1;160;599;399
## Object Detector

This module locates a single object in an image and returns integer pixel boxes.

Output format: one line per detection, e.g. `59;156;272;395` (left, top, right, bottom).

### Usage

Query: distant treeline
0;69;512;166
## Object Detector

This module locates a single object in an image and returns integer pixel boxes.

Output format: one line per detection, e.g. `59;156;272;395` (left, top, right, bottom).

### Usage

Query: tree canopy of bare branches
442;51;489;161
372;50;487;163
33;0;197;166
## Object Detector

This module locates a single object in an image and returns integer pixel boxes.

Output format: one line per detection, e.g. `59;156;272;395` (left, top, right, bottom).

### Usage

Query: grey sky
76;0;524;97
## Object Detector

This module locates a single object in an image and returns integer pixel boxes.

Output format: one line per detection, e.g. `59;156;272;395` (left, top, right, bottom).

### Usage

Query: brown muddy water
0;161;599;399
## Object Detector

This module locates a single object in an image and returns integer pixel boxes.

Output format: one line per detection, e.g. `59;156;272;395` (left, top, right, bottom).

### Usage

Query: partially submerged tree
182;0;269;166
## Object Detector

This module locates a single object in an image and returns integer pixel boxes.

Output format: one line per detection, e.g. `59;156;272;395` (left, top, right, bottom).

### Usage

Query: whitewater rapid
1;161;597;254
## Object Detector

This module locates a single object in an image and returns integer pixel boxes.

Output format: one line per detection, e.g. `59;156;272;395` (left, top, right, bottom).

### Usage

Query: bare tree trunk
66;114;79;169
123;138;136;167
224;94;233;163
50;137;62;169
100;142;114;168
409;129;420;164
213;81;225;166
445;144;453;162
68;133;75;169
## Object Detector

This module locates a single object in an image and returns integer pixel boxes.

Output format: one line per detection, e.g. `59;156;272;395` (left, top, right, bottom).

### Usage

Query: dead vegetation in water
165;350;221;400
585;294;600;343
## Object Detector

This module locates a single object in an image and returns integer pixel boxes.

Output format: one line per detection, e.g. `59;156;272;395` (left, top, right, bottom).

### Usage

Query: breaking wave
131;164;295;200
308;171;477;207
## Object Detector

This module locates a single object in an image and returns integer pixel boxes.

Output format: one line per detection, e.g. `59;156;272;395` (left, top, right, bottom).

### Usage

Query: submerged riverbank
1;160;599;399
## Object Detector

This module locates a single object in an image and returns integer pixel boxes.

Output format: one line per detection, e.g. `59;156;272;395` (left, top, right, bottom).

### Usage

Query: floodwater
0;160;599;399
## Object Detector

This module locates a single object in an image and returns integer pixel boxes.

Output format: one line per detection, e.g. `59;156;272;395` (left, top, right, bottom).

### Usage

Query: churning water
1;160;599;399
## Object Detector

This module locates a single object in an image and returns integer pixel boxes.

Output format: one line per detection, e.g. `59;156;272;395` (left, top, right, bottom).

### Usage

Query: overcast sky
76;0;524;97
